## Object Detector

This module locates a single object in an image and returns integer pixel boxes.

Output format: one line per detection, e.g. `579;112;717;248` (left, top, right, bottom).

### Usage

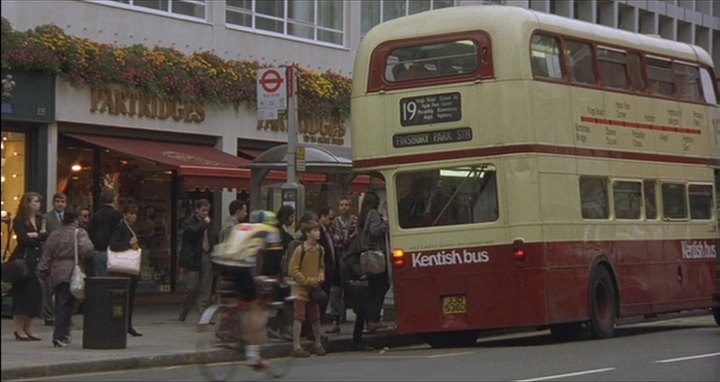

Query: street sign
257;68;287;120
296;146;306;172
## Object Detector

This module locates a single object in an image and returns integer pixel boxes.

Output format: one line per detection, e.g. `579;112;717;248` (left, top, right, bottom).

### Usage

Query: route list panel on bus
400;92;461;126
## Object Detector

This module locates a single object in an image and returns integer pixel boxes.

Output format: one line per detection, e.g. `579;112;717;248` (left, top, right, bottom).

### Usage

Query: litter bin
83;276;129;349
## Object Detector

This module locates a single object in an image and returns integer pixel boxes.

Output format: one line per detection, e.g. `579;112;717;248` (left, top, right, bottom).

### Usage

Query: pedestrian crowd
3;188;392;359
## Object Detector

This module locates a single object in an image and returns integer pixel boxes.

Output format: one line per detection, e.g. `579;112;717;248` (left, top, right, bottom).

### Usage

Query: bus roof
355;5;713;94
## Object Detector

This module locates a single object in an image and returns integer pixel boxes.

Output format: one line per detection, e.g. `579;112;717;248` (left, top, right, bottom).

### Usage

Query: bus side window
698;67;718;104
647;57;674;97
564;40;596;85
613;181;641;219
672;63;702;102
530;34;562;79
598;48;628;89
661;183;688;220
580;177;609;219
627;52;645;92
688;184;713;220
643;180;658;220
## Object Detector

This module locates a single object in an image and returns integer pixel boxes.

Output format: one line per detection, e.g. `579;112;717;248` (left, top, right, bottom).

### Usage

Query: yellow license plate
442;295;467;314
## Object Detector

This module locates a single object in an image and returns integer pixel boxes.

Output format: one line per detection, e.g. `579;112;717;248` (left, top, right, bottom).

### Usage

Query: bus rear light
512;238;526;261
392;248;405;268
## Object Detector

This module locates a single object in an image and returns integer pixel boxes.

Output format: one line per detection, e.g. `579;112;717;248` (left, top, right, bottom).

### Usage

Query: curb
1;332;423;381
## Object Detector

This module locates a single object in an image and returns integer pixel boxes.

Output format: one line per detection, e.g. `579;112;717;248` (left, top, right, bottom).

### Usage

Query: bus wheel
713;308;720;326
423;331;478;348
589;266;617;339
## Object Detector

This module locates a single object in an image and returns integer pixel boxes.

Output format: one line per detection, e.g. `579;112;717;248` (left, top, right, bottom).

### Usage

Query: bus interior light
392;248;405;268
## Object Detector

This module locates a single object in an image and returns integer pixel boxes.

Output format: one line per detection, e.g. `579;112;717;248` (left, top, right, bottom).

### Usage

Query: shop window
1;132;26;260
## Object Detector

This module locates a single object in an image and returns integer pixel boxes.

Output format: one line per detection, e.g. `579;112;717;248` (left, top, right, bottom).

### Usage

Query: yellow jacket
289;242;325;302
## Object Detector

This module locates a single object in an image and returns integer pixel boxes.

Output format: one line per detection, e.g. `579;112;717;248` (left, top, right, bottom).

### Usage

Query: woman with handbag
108;204;142;336
356;191;390;334
9;192;48;341
36;210;95;347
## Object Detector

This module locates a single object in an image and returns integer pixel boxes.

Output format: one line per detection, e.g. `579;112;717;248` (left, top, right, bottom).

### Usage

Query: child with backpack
288;220;326;357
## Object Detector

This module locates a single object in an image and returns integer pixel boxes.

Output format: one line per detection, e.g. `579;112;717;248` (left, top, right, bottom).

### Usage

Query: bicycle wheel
196;305;245;381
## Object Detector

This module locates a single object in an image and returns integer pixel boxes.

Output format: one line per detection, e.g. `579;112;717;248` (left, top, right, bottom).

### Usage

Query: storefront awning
64;133;251;191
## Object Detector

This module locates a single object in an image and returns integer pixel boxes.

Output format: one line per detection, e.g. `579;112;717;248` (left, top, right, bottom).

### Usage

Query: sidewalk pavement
1;304;421;381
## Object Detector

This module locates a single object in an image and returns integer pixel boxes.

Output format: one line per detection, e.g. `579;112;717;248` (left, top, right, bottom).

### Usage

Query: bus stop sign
257;68;287;120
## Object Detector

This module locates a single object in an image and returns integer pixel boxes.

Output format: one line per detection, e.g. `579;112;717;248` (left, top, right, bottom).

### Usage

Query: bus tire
423;331;478;348
589;266;617;339
713;308;720;326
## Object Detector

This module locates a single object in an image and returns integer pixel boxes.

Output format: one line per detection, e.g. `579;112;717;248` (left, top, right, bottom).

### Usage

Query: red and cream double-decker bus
351;5;720;347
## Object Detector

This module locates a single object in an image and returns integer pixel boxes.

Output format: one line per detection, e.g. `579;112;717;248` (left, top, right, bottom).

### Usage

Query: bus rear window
396;164;498;229
386;39;479;82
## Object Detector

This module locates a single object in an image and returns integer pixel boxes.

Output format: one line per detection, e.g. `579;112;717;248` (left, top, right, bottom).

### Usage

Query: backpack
211;223;263;268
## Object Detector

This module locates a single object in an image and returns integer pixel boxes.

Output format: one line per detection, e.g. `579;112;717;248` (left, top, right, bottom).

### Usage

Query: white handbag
107;221;142;275
107;248;142;275
70;229;86;300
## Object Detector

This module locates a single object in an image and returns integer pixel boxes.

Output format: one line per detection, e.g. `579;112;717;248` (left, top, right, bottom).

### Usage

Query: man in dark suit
88;188;122;277
178;199;216;322
40;193;67;326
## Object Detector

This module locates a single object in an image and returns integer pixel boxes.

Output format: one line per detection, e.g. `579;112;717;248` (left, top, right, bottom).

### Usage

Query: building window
361;0;455;35
226;0;344;46
104;0;206;19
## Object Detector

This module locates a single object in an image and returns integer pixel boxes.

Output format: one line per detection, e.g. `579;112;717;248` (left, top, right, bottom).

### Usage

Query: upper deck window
647;57;674;97
386;40;479;82
672;63;702;102
564;40;596;85
598;47;628;89
368;31;492;92
530;34;562;79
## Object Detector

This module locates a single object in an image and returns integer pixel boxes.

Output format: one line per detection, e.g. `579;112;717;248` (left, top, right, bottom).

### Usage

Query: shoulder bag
107;221;142;275
1;220;31;283
70;228;86;300
359;210;387;276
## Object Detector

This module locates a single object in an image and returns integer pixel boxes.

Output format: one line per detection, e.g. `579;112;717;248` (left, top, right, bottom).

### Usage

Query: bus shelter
248;144;355;218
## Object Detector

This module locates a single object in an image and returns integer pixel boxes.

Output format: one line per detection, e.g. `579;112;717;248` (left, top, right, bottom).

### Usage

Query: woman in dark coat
108;204;142;336
10;192;48;341
36;210;95;347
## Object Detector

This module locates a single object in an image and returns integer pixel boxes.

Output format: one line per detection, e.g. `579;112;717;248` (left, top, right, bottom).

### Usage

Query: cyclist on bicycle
213;209;282;369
